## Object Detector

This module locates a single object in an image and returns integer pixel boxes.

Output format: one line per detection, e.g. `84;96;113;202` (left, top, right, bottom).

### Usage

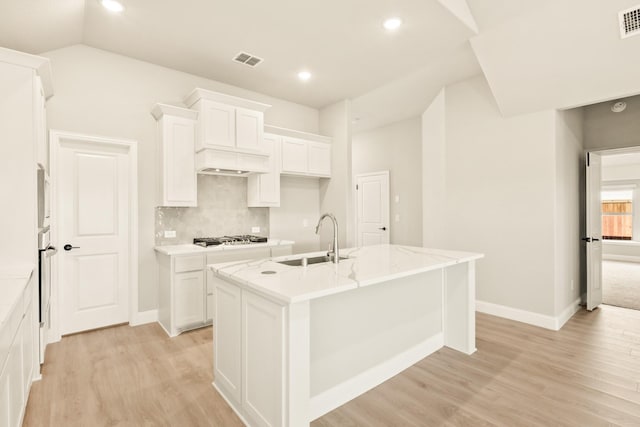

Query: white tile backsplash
155;174;269;245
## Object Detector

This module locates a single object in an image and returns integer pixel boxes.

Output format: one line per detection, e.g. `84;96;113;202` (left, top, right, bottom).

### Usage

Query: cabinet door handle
63;244;80;251
378;227;387;231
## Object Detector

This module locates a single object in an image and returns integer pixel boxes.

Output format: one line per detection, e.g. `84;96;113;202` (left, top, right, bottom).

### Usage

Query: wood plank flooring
24;305;640;426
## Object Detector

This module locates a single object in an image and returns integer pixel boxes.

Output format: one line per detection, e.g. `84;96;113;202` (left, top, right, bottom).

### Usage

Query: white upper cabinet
307;141;331;176
199;101;235;149
281;137;308;175
152;103;199;207
248;133;281;207
235;107;264;152
280;136;331;178
185;89;270;154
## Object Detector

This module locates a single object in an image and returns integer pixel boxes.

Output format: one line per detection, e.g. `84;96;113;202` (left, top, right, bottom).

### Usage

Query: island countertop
208;244;483;304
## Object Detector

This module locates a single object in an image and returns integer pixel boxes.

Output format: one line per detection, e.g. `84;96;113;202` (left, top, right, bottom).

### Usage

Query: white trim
0;46;53;98
476;299;581;331
603;254;640;263
49;130;139;341
212;382;251;426
476;300;556;330
602;240;640;246
309;332;444;421
554;298;582;330
130;309;158;326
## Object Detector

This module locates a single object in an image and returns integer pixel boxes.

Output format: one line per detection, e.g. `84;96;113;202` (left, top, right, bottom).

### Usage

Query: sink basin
277;255;348;266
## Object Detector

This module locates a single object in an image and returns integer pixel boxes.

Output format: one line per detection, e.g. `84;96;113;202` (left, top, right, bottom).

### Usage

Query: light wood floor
24;305;640;426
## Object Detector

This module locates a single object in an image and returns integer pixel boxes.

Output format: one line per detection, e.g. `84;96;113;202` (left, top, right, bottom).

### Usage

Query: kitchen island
208;244;483;427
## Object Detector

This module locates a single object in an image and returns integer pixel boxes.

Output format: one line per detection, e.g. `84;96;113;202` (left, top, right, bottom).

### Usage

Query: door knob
379;227;387;231
63;244;80;251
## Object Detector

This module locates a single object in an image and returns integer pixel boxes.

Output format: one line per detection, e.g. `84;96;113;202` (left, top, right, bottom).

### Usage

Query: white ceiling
1;0;639;129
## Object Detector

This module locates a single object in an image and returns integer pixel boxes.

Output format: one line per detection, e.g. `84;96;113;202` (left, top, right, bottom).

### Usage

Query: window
602;189;633;240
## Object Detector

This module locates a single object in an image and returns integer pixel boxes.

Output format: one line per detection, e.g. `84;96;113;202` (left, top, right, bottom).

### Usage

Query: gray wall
583;94;640;150
269;177;321;254
155;175;269;246
554;109;584;315
352;117;423;246
43;44;319;312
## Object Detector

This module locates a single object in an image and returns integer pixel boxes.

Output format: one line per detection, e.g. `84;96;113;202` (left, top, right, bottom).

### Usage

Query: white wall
319;100;352;249
553;109;583;316
428;75;558;316
422;89;446;248
42;44;320;312
352;117;422;246
270;177;321;254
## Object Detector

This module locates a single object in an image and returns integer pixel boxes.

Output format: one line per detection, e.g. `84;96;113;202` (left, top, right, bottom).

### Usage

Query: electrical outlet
395;195;400;203
303;219;309;227
251;226;260;233
395;214;400;222
164;230;176;238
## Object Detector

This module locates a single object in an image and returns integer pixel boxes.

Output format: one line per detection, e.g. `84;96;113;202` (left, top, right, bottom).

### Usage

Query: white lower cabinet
242;292;284;427
0;279;35;427
214;280;285;427
174;271;205;330
213;278;242;404
156;245;292;337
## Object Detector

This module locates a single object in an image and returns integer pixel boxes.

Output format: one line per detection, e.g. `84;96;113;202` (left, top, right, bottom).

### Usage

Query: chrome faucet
315;213;339;264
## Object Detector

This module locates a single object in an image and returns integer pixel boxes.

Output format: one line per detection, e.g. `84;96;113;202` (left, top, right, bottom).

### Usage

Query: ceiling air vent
233;52;263;67
619;5;640;39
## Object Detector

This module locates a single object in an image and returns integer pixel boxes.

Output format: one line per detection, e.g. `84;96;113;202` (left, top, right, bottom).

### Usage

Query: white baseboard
603;254;640;263
309;332;444;421
554;298;581;330
476;300;580;331
130;309;158;326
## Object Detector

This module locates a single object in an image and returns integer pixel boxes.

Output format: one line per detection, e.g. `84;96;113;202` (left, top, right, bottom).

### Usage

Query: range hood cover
195;148;269;176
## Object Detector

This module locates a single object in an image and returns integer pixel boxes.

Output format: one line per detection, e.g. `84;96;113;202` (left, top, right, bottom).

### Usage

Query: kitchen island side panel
309;269;443;398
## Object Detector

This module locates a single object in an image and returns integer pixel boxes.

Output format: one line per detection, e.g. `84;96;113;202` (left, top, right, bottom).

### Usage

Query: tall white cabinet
152;103;199;207
0;47;52;424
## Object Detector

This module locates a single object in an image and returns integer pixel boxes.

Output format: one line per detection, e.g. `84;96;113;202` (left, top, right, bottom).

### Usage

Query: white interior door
586;152;603;311
58;139;130;334
356;171;390;247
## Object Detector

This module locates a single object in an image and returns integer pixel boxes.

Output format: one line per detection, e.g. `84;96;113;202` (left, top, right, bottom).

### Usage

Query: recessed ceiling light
611;101;627;113
100;0;124;13
298;71;312;82
383;17;402;31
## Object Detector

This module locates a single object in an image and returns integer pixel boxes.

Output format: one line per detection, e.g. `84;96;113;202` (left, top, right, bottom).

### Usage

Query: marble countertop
0;263;35;331
154;239;295;256
208;244;484;303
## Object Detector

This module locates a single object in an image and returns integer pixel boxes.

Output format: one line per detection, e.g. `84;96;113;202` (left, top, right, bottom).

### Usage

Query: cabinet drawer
174;255;204;273
207;247;271;265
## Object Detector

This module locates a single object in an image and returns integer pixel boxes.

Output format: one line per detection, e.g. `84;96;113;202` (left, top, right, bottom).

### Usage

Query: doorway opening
597;148;640;311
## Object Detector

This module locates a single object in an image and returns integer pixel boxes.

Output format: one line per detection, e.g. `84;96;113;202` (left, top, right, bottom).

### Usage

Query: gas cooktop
193;235;268;247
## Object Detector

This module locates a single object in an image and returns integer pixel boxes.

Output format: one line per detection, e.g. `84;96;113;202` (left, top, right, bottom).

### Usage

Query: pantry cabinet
247;133;281;207
184;88;270;154
152;103;199;207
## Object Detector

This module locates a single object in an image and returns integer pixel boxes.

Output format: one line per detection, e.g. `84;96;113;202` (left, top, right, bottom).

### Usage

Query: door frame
353;170;390;247
584;145;640;307
49;130;138;342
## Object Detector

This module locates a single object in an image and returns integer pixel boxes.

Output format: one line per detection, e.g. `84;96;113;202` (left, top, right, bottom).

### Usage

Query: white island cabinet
209;244;483;426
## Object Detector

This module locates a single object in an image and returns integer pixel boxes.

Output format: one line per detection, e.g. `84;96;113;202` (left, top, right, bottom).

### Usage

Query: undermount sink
277;255;348;267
